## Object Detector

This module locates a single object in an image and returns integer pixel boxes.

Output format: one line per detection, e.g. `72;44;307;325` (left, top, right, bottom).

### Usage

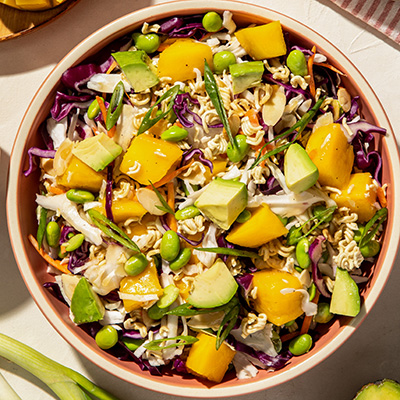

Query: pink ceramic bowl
7;0;400;397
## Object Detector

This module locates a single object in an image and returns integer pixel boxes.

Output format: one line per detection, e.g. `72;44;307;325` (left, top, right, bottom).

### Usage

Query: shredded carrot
157;42;171;52
175;120;183;128
28;234;70;274
199;32;213;42
106;60;118;74
377;186;387;208
313;62;346;76
96;96;116;138
281;331;300;343
147;160;194;189
166;182;178;232
48;186;65;195
300;291;320;335
308;46;316;99
245;109;259;126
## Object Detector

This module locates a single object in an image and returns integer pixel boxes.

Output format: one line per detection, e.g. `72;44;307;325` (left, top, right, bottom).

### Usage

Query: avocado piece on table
229;61;264;94
354;379;400;399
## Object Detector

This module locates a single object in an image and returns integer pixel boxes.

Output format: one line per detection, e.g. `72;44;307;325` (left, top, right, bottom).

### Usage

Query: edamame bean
64;233;85;252
147;303;166;320
175;206;200;221
226;134;250;163
213;51;236;74
312;204;333;222
157;284;180;309
236;209;251;223
286;50;308;76
314;302;334;324
45;221;60;248
289;333;313;356
160;230;180;262
161;125;189;142
87;98;103;120
202;11;223;32
360;240;380;258
95;325;118;350
66;189;95;204
295;238;311;269
124;253;149;276
134;33;160;53
169;248;192;271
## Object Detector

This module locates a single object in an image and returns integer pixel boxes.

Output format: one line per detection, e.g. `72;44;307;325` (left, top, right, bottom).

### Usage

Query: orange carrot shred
28;234;70;274
245;109;259;126
166;181;177;232
300;291;320;335
377;186;387;208
48;186;65;195
313;62;346;76
308;46;316;99
96;96;116;138
106;60;118;74
175;120;183;128
147;160;194;189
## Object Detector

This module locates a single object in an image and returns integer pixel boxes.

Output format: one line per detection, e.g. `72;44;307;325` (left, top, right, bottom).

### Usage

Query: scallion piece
149;181;175;215
144;335;198;351
37;205;47;249
358;207;388;249
105;81;124;131
194;246;262;259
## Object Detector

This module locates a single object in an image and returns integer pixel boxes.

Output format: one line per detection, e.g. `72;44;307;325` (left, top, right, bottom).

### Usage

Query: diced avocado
354;379;400;400
72;133;122;172
284;143;319;193
330;267;360;317
112;50;159;93
70;277;105;324
229;61;264;94
187;259;238;308
194;178;248;230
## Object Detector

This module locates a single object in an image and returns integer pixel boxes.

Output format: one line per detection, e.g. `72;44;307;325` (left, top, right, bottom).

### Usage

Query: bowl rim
7;0;400;397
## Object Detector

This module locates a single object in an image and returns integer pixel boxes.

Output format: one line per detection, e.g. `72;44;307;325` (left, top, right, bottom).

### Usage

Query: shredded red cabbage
23;147;56;177
336;96;360;123
160;15;206;39
173;357;187;373
173;93;202;128
290;45;314;56
59;226;76;244
346;120;386;141
160;215;204;246
235;273;253;296
105;165;114;222
264;74;312;100
309;235;330;298
68;240;90;273
159;17;184;33
51;92;93;122
43;282;68;305
180;148;213;173
217;234;234;262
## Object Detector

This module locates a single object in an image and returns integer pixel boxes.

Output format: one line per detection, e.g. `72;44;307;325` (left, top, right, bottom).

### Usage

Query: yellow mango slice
119;134;182;185
119;262;163;312
186;332;236;383
158;39;213;81
226;203;288;248
1;0;65;10
204;159;227;183
235;21;287;60
331;173;378;222
252;269;304;326
96;198;147;224
306;123;354;189
56;156;105;192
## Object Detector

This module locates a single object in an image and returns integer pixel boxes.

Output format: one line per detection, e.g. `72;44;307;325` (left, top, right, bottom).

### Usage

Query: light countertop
0;0;399;399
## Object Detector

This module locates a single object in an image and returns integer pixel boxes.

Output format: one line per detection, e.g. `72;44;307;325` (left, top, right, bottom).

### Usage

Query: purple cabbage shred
23;147;56;177
160;215;204;246
181;148;213;173
309;235;331;298
68;240;90;273
236;273;254;296
105;165;114;222
43;282;68;304
217;234;234;262
264;74;312;100
51;92;93;122
173;357;188;373
173;93;202;128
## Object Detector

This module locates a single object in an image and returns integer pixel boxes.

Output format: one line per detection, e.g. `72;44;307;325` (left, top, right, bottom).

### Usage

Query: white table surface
0;0;399;398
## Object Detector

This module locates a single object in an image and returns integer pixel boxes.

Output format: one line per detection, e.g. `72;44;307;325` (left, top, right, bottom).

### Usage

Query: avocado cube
229;61;264;94
195;178;247;230
112;50;159;93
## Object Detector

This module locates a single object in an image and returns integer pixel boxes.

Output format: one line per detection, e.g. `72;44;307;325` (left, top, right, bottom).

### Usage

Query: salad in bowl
16;4;392;390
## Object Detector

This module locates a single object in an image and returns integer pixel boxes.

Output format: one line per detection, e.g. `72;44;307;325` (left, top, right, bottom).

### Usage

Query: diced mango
226;203;288;248
235;21;287;60
331;173;378;222
186;332;236;383
56;156;105;192
306;123;354;189
175;278;191;301
204;159;227;183
119;134;182;185
96;198;147;224
252;269;304;326
119;262;163;312
158;39;213;81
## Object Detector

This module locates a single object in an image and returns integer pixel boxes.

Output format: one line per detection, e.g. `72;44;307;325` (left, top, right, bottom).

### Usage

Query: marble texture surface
0;0;399;399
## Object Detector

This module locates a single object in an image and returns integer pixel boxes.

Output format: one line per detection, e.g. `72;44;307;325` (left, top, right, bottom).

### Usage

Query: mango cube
119;134;182;185
96;198;147;224
186;332;236;383
330;173;377;222
158;39;213;81
226;203;288;248
235;21;287;60
119;262;163;312
306;123;354;189
252;269;304;326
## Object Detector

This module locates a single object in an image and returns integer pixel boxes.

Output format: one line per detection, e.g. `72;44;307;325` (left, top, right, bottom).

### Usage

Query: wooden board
0;0;80;41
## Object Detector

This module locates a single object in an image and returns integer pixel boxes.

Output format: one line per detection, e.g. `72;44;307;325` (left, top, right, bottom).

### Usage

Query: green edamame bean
314;302;334;324
87;97;103;120
360;240;380;258
286;225;302;246
45;221;60;248
64;233;85;252
202;11;223;32
124;253;149;276
147;303;166;320
289;333;313;356
66;189;95;204
312;205;333;223
160;230;180;262
286;50;308;76
157;284;180;309
236;209;251;223
161;125;189;142
226;134;250;163
175;206;200;221
169;248;192;271
213;51;236;74
295;238;311;269
122;337;144;351
95;325;118;350
308;283;316;302
134;33;160;53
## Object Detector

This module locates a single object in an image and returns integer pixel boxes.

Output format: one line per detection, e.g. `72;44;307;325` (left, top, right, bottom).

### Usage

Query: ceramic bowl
7;0;400;397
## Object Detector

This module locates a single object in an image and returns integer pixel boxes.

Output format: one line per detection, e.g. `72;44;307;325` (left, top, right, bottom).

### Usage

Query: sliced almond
136;187;166;216
261;85;286;126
